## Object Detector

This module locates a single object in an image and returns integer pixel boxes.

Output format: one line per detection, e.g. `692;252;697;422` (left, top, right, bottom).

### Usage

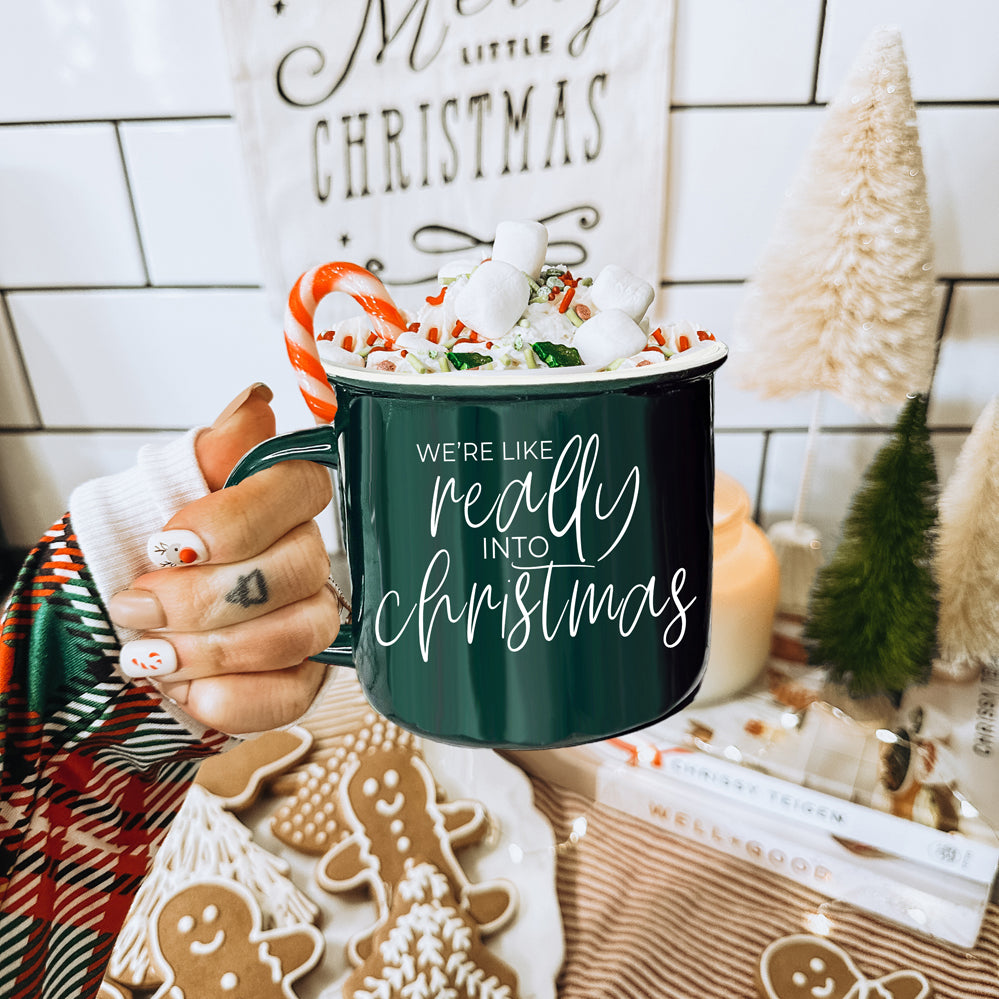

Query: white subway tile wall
7;289;307;430
761;430;889;534
119;121;263;286
0;124;146;287
671;0;824;106
1;1;996;553
817;0;999;102
664;107;820;282
930;283;999;426
919;106;999;276
0;0;233;121
0;431;180;552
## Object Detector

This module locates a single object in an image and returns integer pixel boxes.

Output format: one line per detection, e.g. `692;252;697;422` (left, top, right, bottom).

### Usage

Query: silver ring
325;574;352;623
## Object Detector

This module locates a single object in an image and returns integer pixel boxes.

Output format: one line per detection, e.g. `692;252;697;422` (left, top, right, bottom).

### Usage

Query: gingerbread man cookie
150;879;323;999
195;726;313;811
271;714;422;855
757;934;932;999
343;862;520;999
313;735;516;964
109;784;318;989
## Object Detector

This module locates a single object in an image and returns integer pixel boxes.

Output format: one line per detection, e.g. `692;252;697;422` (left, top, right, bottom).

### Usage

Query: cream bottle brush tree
934;396;999;682
733;26;938;616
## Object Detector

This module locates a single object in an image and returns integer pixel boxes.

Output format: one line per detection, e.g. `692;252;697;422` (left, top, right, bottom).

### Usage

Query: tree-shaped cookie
150;879;323;999
343;862;520;999
108;784;319;989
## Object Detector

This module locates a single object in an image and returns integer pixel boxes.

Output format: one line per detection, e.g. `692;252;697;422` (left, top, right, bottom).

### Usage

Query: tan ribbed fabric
270;672;377;796
277;672;998;996
530;780;999;999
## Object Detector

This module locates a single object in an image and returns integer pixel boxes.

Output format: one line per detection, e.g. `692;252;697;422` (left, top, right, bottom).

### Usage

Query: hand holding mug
236;250;729;749
225;352;726;749
108;384;341;734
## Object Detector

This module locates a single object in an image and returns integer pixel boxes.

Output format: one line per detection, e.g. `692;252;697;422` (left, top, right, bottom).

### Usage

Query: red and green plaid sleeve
0;514;230;999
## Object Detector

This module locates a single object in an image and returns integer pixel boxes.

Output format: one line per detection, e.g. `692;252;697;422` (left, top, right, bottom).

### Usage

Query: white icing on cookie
355;864;514;999
189;930;224;956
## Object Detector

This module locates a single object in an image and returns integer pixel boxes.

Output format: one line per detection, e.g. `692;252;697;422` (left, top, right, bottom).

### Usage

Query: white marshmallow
453;260;531;339
316;341;364;369
394;330;435;354
591;264;655;322
491;220;549;279
437;257;482;283
573;309;648;368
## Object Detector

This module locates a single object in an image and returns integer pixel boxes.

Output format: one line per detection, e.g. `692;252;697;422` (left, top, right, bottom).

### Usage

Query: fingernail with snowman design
147;529;209;568
120;639;178;679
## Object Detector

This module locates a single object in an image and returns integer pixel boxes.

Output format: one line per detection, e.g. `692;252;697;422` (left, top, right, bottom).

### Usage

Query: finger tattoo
225;568;269;607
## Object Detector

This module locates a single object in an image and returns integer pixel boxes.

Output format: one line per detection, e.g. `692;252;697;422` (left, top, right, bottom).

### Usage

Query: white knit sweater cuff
69;429;225;740
70;428;208;624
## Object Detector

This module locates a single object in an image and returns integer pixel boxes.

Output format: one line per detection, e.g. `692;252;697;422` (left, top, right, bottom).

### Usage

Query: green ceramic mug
227;343;727;749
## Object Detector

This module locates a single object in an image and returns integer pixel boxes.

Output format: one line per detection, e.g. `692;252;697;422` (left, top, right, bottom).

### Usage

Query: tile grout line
0;426;190;436
752;429;770;524
0;423;975;440
0;290;43;429
0;278;991;296
2;278;990;296
113;121;153;287
0;114;234;128
668;100;999;113
4;101;993;130
809;0;830;105
718;424;974;437
924;278;956;416
1;283;264;294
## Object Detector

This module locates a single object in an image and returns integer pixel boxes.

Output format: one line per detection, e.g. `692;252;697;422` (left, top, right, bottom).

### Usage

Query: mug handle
224;425;356;668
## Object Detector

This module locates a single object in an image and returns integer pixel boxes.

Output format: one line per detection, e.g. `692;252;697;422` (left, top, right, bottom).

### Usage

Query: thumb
196;383;276;491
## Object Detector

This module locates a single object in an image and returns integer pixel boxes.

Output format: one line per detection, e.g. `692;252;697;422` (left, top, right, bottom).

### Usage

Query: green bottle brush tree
804;394;939;701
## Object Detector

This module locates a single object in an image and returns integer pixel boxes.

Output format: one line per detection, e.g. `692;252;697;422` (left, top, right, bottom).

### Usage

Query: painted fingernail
148;529;209;568
120;639;178;679
108;589;167;630
213;382;273;429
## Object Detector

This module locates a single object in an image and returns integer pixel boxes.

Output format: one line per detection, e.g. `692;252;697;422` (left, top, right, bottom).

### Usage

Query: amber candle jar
695;472;780;704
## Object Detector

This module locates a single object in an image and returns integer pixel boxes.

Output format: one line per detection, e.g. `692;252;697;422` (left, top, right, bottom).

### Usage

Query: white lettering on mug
375;551;695;662
385;431;697;660
482;535;551;560
429;433;639;564
415;440;553;463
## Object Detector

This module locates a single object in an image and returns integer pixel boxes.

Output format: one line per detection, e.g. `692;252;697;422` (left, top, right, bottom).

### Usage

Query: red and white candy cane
285;261;408;423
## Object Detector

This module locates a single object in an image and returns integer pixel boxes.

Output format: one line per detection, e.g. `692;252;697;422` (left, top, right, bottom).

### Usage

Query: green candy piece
532;341;584;368
445;351;493;370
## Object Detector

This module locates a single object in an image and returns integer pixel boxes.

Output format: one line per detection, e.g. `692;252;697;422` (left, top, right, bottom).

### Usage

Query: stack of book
508;664;999;947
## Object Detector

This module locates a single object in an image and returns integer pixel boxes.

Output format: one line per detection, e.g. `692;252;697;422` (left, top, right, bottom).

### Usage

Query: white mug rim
324;339;728;392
